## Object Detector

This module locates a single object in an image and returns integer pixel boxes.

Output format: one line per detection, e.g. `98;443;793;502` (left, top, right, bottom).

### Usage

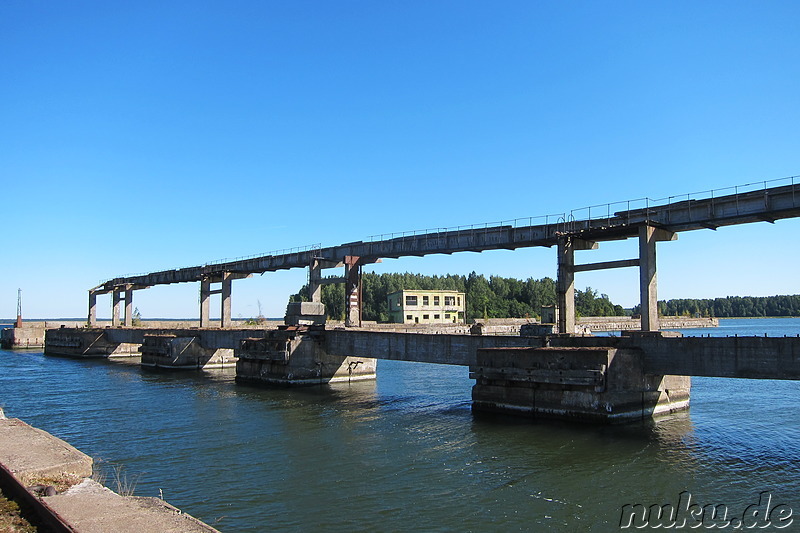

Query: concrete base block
45;329;141;358
236;328;376;385
286;301;326;316
471;346;690;423
284;315;326;326
139;335;237;369
1;325;46;349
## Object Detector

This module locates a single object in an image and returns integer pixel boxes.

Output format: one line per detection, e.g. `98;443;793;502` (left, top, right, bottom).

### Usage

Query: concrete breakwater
0;407;218;532
580;316;719;331
1;319;284;349
3;316;718;349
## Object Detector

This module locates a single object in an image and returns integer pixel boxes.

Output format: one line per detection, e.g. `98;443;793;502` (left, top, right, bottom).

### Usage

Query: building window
423;314;429;319
406;315;412;320
457;297;461;306
444;296;455;306
434;314;440;319
423;295;429;306
433;296;440;306
406;295;418;306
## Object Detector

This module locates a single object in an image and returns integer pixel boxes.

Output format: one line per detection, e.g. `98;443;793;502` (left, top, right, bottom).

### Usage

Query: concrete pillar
221;272;232;328
638;225;676;332
309;259;322;303
556;237;597;335
557;238;575;335
88;292;97;327
124;289;133;327
112;290;122;327
344;257;361;327
200;279;211;328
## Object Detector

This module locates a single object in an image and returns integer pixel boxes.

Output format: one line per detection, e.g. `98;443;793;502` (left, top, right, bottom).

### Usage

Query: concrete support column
124;289;133;327
200;279;211;328
88;292;97;327
221;272;232;328
112;290;122;327
344;256;362;328
638;225;677;332
556;237;597;335
557;238;575;335
309;259;322;303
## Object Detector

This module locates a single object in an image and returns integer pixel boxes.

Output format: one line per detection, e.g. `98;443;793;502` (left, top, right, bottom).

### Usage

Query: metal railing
100;174;798;286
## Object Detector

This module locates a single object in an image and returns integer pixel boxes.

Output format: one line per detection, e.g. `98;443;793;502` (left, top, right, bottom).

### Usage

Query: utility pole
15;288;22;328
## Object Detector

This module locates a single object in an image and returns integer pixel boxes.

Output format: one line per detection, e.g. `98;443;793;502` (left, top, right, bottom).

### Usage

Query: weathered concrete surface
44;479;218;533
93;183;800;294
284;301;326;326
471;347;690;423
139;335;237;369
0;412;219;532
44;327;278;363
236;328;376;385
0;417;93;485
547;334;800;380
325;329;550;366
326;329;800;380
1;324;46;349
579;316;719;331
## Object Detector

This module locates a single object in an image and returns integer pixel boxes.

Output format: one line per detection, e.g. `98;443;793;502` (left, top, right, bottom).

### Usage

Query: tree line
290;271;625;321
633;295;800;318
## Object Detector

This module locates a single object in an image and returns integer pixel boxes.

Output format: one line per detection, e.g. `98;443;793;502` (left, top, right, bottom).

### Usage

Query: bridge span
88;178;800;334
59;177;800;424
45;323;800;423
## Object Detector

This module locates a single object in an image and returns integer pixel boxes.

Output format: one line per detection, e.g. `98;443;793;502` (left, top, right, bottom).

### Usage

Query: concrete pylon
200;279;211;328
344;256;362;327
221;272;232;328
88;291;97;327
124;289;133;327
112;290;122;327
638;225;677;332
556;238;575;335
309;259;322;303
556;237;597;335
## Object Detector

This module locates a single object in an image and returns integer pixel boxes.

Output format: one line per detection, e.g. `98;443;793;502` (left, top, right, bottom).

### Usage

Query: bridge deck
47;327;800;381
92;182;800;294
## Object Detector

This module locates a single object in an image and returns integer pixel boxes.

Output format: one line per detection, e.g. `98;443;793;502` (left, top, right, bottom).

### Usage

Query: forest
289;272;624;321
289;272;800;321
634;295;800;318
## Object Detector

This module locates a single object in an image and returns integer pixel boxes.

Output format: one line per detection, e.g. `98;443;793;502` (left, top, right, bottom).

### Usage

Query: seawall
0;407;219;532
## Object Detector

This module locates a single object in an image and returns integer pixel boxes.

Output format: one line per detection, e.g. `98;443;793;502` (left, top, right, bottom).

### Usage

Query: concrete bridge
88;179;800;335
45;177;800;424
44;322;800;423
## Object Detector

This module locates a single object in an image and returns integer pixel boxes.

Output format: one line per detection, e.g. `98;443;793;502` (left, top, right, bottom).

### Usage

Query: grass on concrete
0;488;36;533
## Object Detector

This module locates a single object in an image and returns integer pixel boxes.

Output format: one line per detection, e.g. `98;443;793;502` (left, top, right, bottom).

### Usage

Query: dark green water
1;318;799;531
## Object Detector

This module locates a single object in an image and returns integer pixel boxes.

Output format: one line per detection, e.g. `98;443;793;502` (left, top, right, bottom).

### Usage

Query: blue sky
2;1;799;319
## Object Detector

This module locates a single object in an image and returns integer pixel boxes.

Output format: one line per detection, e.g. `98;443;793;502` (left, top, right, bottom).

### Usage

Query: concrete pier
471;346;691;422
44;327;270;368
41;323;800;424
139;334;237;369
236;326;377;385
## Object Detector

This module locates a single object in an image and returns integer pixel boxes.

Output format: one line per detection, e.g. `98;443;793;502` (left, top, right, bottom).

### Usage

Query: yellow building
387;289;466;324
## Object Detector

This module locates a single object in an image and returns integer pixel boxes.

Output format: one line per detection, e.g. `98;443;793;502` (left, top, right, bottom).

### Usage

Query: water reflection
1;320;800;532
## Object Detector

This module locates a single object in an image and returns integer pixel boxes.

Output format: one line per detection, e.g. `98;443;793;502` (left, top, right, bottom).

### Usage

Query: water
2;318;800;531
